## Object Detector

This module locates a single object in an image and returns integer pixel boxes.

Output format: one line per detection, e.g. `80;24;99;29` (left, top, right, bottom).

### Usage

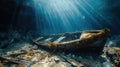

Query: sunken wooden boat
32;29;110;52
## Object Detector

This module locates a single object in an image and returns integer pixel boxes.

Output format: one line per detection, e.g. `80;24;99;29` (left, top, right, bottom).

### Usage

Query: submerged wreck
32;29;110;52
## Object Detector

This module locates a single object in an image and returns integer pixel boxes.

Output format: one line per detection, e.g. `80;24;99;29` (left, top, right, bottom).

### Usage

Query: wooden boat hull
32;29;110;52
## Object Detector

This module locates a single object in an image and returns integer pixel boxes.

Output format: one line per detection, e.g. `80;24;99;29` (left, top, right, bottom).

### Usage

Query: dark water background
0;0;120;35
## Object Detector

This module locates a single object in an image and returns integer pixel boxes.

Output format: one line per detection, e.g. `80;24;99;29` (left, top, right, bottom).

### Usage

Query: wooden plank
0;56;22;64
34;37;43;41
57;53;84;67
44;38;52;42
53;37;65;43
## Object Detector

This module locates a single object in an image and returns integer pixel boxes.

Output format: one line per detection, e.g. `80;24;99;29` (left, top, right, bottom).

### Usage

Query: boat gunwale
33;29;107;47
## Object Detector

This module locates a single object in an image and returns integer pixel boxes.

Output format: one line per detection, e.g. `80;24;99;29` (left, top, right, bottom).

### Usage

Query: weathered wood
6;50;39;57
32;29;110;52
57;53;84;67
0;56;22;64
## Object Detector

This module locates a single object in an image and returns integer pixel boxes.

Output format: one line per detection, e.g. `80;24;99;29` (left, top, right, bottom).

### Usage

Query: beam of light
29;0;107;34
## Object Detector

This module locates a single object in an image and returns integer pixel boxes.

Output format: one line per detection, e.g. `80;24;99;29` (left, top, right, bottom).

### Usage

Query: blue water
19;0;118;34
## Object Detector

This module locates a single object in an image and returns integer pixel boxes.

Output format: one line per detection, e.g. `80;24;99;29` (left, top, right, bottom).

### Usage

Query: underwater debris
0;44;110;67
0;42;51;67
57;53;84;67
102;47;120;67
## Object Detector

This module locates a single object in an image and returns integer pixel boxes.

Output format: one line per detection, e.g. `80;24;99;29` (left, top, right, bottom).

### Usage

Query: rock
102;62;112;67
72;54;75;58
67;53;71;57
54;57;60;63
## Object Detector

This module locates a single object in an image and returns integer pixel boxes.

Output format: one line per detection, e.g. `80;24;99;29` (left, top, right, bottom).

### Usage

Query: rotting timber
32;29;110;52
